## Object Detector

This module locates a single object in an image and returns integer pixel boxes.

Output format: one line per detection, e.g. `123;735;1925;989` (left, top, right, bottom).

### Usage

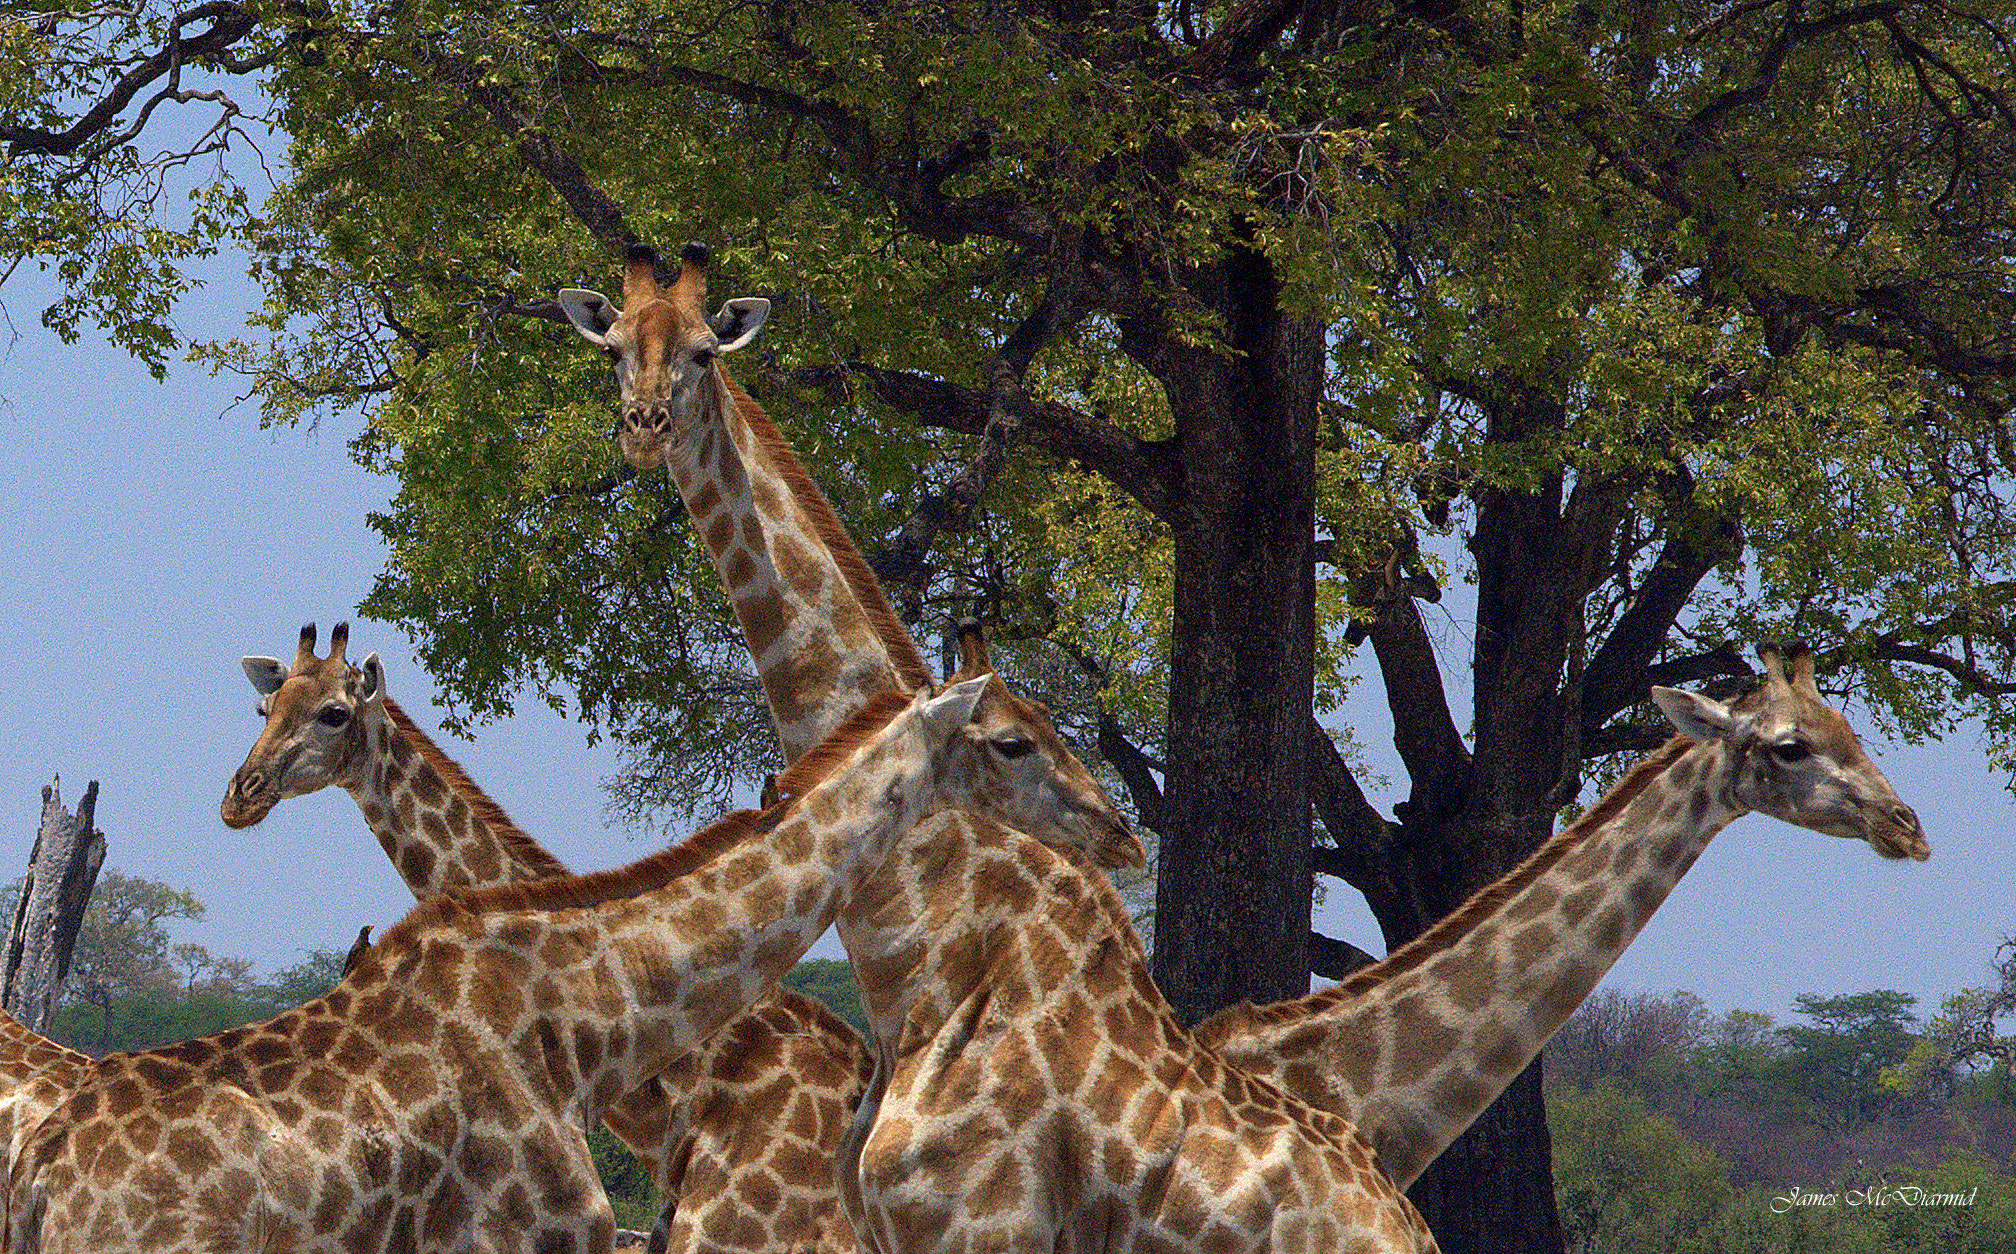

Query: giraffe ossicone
17;674;1123;1253
556;247;1928;1246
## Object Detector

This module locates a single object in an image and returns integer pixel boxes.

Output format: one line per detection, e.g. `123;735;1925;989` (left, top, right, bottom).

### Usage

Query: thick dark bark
4;777;107;1035
1411;1065;1561;1252
1147;238;1323;1026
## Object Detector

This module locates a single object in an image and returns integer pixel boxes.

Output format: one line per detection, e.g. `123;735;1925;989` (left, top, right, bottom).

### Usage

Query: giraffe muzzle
220;770;279;829
618;404;677;470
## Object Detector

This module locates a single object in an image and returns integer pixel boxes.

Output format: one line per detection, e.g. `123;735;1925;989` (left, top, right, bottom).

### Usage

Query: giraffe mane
373;689;917;951
772;689;916;798
378;807;778;949
378;694;574;883
1195;734;1700;1040
721;374;936;693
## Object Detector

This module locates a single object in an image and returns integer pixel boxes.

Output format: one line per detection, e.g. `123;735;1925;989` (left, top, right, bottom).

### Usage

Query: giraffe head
785;673;1137;871
1651;642;1929;861
221;622;383;829
556;243;770;469
942;624;1144;870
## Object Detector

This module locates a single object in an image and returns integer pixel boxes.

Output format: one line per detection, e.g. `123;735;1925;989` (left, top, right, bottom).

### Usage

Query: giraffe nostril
1892;803;1920;831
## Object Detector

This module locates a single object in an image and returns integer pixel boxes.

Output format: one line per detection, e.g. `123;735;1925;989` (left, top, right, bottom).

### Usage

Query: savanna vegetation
6;0;2014;1243
1545;979;2016;1253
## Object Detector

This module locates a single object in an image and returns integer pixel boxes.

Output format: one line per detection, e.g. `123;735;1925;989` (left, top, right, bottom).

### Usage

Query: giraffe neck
1201;734;1744;1187
380;702;933;1111
836;811;1160;1057
343;695;572;896
667;370;932;760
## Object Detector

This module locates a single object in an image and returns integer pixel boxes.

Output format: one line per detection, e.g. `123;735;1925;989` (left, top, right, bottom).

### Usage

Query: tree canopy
7;0;2015;1247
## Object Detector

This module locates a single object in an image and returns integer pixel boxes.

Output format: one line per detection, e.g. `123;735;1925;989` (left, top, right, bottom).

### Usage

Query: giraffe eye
990;734;1036;760
317;705;351;729
1768;740;1811;764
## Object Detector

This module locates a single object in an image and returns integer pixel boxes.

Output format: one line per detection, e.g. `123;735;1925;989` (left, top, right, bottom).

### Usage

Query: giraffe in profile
221;622;869;1254
1196;642;1927;1188
13;676;1128;1253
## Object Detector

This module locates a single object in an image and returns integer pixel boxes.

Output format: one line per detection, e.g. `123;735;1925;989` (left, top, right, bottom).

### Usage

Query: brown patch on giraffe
1556;882;1603;927
1427;952;1499;1014
739;595;788;661
1504;920;1557;970
725;546;758;590
1474;1021;1527;1077
726;377;934;691
1384;999;1461;1087
1540;959;1602;1026
1591;904;1628;954
399;843;438;887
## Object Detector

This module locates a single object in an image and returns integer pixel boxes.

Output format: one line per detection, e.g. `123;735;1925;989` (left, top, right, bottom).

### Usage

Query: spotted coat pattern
837;809;1438;1254
10;679;1121;1253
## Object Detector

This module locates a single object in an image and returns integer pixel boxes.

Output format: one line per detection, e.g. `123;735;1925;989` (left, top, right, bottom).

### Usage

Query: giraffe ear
709;298;769;353
242;657;287;696
358;653;385;704
1651;686;1746;742
556;289;619;345
919;676;992;742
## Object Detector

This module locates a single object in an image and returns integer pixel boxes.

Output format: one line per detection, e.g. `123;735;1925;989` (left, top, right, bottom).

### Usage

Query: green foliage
781;957;869;1038
44;943;359;1054
1551;1081;1731;1254
262;947;352;1008
1549;986;2016;1254
1772;991;1921;1132
587;1125;660;1232
10;0;2016;838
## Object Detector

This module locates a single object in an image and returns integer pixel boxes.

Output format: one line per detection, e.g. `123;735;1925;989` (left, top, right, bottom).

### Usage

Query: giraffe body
223;625;872;1254
838;807;1435;1254
14;678;1125;1253
1196;644;1927;1187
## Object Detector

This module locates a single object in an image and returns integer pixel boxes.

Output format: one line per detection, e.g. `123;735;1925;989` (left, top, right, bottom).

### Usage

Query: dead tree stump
3;777;107;1034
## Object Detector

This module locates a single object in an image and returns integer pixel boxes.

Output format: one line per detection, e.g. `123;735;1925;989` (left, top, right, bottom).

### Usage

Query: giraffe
0;1015;86;1222
825;650;1437;1254
10;675;1128;1253
220;622;873;1254
555;242;935;762
1193;642;1928;1189
551;253;1931;1208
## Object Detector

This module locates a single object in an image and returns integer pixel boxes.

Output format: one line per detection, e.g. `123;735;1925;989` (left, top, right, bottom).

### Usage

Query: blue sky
0;229;2006;1029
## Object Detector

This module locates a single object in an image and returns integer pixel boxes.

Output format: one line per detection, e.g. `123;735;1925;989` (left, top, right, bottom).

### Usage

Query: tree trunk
1387;443;1614;1254
1411;1065;1561;1252
1146;238;1323;1026
4;777;107;1035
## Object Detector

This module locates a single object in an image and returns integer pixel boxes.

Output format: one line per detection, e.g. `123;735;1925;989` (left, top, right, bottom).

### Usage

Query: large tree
7;0;2016;1246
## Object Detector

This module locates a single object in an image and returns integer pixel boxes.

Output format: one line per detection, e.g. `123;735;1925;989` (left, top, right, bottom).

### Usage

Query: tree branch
1098;711;1168;834
410;44;639;255
1309;931;1378;980
870;272;1090;593
2;2;257;157
795;363;1179;525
